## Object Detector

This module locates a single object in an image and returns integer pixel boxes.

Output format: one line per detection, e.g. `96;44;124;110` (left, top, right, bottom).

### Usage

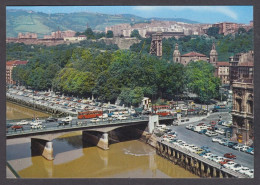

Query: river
6;103;198;178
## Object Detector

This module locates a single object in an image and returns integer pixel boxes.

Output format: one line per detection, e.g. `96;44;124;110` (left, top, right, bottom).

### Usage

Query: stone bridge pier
31;138;54;160
82;131;109;150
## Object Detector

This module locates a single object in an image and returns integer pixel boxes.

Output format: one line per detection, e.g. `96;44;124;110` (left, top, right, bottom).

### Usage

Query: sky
7;6;253;24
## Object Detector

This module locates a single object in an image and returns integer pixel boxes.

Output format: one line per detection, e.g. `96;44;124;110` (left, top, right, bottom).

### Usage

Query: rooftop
181;52;206;57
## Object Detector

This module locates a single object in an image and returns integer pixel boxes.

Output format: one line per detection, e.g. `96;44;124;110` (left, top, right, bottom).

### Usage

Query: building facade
231;79;253;145
216;62;230;85
6;60;28;85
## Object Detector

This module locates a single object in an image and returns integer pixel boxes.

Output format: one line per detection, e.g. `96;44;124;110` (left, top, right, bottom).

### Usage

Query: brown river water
6;103;198;178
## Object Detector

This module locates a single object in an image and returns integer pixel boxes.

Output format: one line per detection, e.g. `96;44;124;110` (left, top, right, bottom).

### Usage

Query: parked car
199;129;207;134
212;137;222;142
219;139;228;145
90;118;101;123
231;164;244;172
227;142;238;148
6;123;13;129
239;167;250;175
205;131;218;137
201;146;211;153
224;153;236;159
215;128;225;135
223;161;237;169
241;146;250;152
233;144;244;151
244;169;254;178
11;125;23;131
219;159;233;165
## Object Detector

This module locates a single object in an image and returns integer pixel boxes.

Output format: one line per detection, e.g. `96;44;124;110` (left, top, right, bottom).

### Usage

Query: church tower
173;43;181;63
210;42;218;66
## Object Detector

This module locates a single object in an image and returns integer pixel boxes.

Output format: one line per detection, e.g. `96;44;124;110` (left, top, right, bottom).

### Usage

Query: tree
85;28;94;39
130;29;141;39
207;27;220;37
238;27;246;34
185;61;221;103
106;30;114;38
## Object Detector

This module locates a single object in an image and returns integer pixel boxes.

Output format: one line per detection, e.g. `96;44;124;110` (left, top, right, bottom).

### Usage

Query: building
173;43;207;65
6;60;28;85
212;22;239;35
231;79;253;145
229;51;254;85
230;51;254;145
142;97;151;110
18;32;37;39
216;62;230;85
173;43;218;66
64;35;87;42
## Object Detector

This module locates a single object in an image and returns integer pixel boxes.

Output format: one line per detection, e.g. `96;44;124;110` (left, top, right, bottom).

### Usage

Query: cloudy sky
7;6;253;24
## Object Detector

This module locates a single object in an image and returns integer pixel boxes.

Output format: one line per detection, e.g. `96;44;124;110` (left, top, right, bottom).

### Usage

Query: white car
99;113;108;119
231;164;244;172
31;121;43;129
223;161;237;169
205;131;218;137
17;120;29;125
241;146;250;152
61;116;73;123
212;156;225;163
233;144;243;150
203;153;214;159
244;169;254;178
90;118;100;123
215;128;225;135
117;116;127;120
238;167;250;175
212;137;222;142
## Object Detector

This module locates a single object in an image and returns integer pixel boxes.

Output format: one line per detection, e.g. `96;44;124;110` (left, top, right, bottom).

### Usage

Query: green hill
6;9;199;38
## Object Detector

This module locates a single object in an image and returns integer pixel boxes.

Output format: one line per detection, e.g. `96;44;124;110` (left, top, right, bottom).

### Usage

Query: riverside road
168;112;254;169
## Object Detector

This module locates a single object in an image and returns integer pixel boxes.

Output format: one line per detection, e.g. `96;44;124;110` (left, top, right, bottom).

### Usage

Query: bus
156;110;171;117
78;110;103;119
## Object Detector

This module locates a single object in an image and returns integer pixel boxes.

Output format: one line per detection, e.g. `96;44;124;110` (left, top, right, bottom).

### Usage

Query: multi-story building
18;32;37;39
212;22;239;35
216;62;230;85
6;60;28;85
231;79;253;145
230;50;254;145
229;51;254;85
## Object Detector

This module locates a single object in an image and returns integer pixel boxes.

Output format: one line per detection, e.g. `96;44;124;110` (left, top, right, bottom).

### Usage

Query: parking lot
166;112;253;169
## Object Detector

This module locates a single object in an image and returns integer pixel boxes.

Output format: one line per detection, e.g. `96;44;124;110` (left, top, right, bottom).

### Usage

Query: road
168;112;254;169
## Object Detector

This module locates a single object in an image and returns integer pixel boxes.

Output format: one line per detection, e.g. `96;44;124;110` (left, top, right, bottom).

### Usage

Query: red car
197;122;205;126
219;159;233;165
224;153;236;159
11;125;24;131
210;121;216;126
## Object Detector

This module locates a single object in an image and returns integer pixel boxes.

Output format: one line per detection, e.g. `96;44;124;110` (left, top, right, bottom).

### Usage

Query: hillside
6;9;198;38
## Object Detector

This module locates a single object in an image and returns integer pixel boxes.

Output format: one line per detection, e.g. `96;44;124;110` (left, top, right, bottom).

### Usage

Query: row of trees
10;41;221;106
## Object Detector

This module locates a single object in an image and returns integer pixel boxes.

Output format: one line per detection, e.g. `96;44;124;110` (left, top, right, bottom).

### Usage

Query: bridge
7;116;174;161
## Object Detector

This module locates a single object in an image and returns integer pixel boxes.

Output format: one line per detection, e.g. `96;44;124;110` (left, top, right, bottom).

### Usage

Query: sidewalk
6;166;17;178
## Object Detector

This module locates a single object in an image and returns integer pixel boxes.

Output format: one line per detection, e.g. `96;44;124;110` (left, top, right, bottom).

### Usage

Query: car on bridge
45;117;58;122
11;125;24;131
17;120;29;125
61;116;73;123
58;120;69;126
31;121;43;129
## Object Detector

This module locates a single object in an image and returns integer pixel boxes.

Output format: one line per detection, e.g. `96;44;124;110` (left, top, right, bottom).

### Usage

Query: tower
173;43;181;63
210;42;218;66
150;32;163;57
